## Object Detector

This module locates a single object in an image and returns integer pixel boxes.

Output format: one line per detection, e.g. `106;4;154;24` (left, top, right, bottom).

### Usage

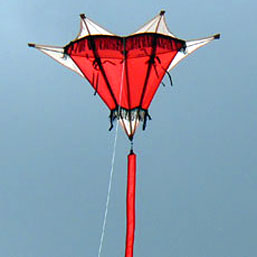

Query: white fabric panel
168;35;217;71
119;118;140;137
156;15;176;37
32;44;85;78
133;13;176;37
133;15;158;34
77;16;114;38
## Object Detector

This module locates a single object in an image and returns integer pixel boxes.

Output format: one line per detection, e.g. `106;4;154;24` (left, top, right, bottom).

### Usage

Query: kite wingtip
160;10;166;16
214;33;221;39
28;43;35;47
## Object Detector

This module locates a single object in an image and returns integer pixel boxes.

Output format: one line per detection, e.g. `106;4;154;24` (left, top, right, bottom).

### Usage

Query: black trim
164;69;173;86
108;106;152;133
82;36;118;107
139;34;158;107
28;43;35;47
160;10;165;16
64;33;186;53
142;110;152;130
93;73;99;95
108;110;115;131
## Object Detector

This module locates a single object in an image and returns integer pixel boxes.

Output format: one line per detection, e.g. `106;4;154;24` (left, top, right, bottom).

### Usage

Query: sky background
1;0;257;257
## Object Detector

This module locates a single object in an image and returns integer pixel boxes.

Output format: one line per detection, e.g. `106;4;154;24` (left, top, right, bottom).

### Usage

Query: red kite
29;10;219;257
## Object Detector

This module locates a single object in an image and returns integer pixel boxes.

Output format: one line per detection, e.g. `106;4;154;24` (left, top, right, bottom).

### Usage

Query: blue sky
1;0;257;257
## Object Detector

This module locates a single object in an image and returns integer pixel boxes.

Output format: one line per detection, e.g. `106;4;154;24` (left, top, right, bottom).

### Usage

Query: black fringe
108;107;152;132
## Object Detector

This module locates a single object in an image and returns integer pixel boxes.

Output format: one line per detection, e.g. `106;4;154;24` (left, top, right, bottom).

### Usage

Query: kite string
97;51;125;257
97;121;119;257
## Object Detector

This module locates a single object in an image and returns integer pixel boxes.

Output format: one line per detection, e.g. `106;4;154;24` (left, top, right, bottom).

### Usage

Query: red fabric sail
29;11;219;140
126;152;136;257
64;34;185;140
65;34;185;111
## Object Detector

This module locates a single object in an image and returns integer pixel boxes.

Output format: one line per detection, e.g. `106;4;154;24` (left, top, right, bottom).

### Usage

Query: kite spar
29;10;219;257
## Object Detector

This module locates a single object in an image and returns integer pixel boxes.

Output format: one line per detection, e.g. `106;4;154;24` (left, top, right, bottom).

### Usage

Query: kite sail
29;10;219;257
28;10;219;140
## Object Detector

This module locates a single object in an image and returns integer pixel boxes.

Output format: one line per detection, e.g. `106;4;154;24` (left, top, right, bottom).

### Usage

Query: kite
29;10;219;257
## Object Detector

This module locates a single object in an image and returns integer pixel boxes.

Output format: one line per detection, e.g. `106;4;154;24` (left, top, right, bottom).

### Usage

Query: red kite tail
125;151;136;257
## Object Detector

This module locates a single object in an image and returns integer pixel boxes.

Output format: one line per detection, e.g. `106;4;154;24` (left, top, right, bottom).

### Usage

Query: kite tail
125;150;137;257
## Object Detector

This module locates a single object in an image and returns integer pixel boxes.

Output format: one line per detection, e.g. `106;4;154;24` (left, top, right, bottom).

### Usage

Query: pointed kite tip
80;13;86;19
214;33;221;39
28;43;35;47
128;135;134;142
160;10;166;16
